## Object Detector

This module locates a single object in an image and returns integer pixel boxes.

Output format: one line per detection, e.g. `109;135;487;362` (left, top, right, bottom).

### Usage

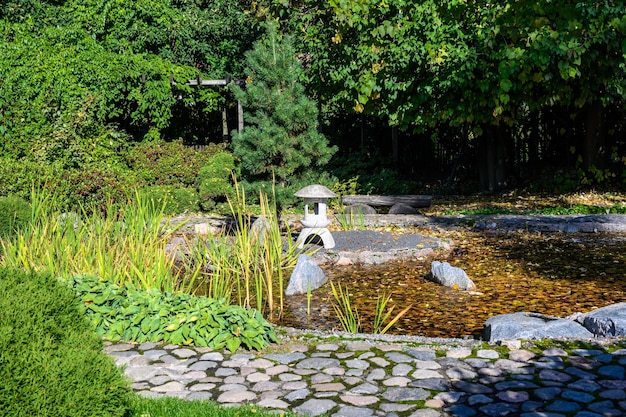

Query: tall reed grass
193;179;303;320
1;184;307;322
0;189;188;293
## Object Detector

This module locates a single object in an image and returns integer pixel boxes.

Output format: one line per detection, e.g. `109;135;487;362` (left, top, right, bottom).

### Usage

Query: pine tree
231;25;336;187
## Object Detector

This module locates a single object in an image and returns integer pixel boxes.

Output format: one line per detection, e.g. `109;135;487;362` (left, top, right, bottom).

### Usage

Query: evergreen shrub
0;195;30;239
0;268;132;417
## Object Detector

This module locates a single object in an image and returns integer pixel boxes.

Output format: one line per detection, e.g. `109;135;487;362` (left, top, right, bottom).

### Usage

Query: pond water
277;230;626;339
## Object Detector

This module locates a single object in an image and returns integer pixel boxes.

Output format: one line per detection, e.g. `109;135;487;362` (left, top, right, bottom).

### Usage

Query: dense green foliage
0;195;30;239
0;267;132;417
0;0;260;209
2;0;626;204
273;1;626;128
67;274;279;352
125;140;223;187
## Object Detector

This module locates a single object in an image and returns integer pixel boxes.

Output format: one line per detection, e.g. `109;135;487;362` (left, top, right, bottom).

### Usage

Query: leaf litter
279;192;626;339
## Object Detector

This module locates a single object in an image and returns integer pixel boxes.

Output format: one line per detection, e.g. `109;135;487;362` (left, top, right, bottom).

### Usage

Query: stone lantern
294;184;336;249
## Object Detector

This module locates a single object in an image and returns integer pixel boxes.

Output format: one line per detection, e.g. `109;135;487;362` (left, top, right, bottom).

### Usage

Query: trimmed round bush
0;268;132;417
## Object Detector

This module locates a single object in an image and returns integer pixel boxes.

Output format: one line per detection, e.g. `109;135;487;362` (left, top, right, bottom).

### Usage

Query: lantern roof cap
294;184;336;198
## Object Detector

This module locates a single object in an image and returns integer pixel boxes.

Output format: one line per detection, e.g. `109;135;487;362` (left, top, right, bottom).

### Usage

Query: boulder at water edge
285;255;327;296
578;302;626;337
427;261;477;291
484;312;594;342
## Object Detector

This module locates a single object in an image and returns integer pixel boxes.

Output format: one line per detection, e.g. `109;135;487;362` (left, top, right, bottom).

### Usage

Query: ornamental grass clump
0;188;190;293
194;178;303;321
0;267;132;417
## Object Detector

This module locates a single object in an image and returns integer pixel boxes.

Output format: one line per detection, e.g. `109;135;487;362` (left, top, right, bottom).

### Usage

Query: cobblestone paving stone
105;339;626;417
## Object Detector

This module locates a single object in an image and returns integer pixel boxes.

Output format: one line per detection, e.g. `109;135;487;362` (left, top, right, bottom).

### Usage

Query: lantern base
296;227;335;249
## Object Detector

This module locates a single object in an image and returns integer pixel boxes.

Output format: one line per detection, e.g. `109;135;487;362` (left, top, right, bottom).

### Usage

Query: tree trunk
582;101;606;169
476;125;508;192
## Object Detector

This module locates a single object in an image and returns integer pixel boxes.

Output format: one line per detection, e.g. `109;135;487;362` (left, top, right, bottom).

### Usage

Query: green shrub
0;268;132;417
58;163;137;212
125;140;223;188
139;185;200;215
0;157;58;200
67;274;278;352
196;152;236;212
0;195;31;239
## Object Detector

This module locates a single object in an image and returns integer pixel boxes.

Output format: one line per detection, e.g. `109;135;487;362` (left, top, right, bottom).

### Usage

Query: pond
277;229;626;339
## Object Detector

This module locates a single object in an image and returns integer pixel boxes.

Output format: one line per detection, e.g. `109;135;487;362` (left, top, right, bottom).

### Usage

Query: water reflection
278;231;626;339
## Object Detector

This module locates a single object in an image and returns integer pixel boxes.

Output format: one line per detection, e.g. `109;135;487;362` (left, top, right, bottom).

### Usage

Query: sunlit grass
130;396;300;417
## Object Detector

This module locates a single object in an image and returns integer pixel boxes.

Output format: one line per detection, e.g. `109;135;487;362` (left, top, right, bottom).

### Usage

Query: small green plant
306;281;313;318
330;281;361;333
373;291;413;334
335;206;366;231
0;267;132;417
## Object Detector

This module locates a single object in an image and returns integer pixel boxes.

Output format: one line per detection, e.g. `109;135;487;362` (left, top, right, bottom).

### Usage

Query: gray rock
286;255;327;296
483;312;594;342
446;404;477;417
293;399;337;417
296;358;341;370
264;352;307;364
344;204;377;216
389;203;418;215
382;387;430;402
580;302;626;336
332;406;375;417
427;261;477;291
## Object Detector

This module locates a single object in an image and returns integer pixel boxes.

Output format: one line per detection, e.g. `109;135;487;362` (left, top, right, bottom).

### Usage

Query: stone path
105;337;626;417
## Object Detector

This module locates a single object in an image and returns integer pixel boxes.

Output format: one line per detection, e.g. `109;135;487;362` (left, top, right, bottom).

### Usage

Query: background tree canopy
1;0;625;210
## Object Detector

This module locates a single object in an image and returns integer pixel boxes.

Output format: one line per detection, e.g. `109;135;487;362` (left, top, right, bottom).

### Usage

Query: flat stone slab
308;230;452;264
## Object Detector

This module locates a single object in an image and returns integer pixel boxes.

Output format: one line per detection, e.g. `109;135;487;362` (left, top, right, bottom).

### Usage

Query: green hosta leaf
242;328;261;339
194;335;207;347
165;321;179;332
170;328;185;345
205;328;220;343
225;336;241;353
141;317;152;333
246;337;264;351
150;318;161;332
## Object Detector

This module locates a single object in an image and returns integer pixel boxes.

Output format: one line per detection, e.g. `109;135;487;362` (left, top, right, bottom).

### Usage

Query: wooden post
237;100;244;133
222;106;229;141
